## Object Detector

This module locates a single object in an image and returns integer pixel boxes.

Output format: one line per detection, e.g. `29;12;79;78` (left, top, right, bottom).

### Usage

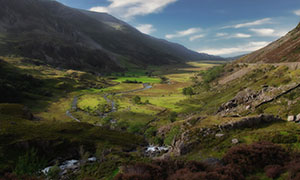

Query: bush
182;87;194;96
115;160;243;180
200;65;224;84
133;96;141;104
47;163;60;180
169;112;177;122
128;123;144;134
13;149;47;176
222;142;289;174
264;165;284;179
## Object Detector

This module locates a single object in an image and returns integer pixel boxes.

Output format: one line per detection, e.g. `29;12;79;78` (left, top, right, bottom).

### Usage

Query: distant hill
0;0;222;72
239;23;300;63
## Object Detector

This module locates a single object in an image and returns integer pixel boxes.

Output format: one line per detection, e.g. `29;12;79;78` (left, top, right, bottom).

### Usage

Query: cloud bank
165;28;202;39
223;18;272;29
199;41;270;56
90;0;177;20
294;9;300;16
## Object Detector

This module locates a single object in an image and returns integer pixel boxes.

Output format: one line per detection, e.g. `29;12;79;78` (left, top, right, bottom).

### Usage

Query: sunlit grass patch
142;94;187;112
101;83;143;93
115;95;163;115
77;94;107;112
35;95;74;122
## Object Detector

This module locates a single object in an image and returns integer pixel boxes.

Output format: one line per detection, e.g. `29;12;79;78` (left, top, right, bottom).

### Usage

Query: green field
112;76;161;83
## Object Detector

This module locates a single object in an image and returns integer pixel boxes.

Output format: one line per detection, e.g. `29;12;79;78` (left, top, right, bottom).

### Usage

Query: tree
169;112;177;122
183;87;194;96
133;96;141;104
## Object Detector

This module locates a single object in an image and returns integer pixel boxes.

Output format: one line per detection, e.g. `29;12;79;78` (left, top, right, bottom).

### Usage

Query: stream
66;83;153;122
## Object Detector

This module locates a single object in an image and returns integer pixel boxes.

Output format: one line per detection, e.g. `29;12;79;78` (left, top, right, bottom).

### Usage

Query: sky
56;0;300;57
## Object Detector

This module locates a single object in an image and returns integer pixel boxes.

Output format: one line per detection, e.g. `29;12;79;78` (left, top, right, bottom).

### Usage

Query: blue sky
57;0;300;57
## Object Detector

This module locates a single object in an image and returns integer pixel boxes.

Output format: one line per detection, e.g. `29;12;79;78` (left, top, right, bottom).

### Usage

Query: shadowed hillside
0;0;222;73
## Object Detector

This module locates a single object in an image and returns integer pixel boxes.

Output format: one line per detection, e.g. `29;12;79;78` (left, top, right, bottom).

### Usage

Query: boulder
296;114;300;122
232;138;239;144
215;133;225;138
288;115;295;122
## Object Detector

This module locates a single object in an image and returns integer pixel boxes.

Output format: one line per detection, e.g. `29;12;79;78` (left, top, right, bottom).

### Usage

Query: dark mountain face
0;0;222;72
239;23;300;63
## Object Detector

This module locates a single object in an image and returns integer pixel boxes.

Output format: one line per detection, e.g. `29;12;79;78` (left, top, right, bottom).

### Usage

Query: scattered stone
232;139;239;144
296;114;300;122
288;115;295;122
215;133;225;138
246;105;251;110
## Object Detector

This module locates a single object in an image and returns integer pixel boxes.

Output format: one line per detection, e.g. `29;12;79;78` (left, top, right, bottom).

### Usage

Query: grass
112;76;161;83
77;94;107;112
0;107;146;174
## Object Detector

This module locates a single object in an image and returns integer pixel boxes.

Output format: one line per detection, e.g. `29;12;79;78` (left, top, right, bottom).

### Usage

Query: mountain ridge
239;22;300;63
0;0;223;73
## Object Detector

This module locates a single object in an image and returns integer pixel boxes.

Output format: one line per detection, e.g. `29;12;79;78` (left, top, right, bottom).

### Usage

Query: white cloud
215;33;251;39
233;33;251;38
199;41;270;56
90;0;178;20
165;28;202;39
250;28;288;37
250;28;274;36
216;33;228;37
136;24;156;34
294;9;300;16
189;34;205;41
223;18;272;29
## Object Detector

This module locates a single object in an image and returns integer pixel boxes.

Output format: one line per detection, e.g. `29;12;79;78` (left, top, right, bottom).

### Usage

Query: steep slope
0;0;221;73
240;23;300;63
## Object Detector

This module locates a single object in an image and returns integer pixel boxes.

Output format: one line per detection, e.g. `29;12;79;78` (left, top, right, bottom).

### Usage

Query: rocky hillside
239;23;300;63
0;0;222;73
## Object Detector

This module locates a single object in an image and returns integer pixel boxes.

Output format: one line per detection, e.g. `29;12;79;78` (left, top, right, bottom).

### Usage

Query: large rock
296;114;300;122
232;139;239;144
288;115;295;122
219;114;282;130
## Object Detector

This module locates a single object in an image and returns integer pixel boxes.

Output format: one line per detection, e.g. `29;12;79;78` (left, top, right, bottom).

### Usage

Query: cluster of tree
115;142;300;180
159;76;169;84
132;96;150;105
123;80;142;84
199;65;225;84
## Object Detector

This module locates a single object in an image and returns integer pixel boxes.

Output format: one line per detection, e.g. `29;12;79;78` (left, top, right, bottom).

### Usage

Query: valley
1;0;300;179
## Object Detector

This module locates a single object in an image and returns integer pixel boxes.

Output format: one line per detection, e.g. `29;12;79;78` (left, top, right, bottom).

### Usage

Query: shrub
182;87;194;96
264;165;284;179
47;162;60;180
200;65;225;84
133;96;141;104
222;142;289;174
0;173;41;180
13;149;47;176
287;159;300;180
128;123;144;134
169;112;177;122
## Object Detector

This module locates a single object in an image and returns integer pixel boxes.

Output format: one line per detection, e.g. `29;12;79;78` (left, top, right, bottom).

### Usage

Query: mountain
0;0;222;72
239;23;300;63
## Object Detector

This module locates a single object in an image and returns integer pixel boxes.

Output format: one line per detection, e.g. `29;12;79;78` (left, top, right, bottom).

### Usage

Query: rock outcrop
218;82;300;116
165;115;282;157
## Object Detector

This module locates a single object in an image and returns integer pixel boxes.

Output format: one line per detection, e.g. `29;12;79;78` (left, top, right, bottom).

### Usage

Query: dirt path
219;62;300;85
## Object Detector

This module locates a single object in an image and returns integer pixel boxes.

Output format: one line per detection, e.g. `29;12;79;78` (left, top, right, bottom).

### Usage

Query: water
146;145;169;153
42;157;97;175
